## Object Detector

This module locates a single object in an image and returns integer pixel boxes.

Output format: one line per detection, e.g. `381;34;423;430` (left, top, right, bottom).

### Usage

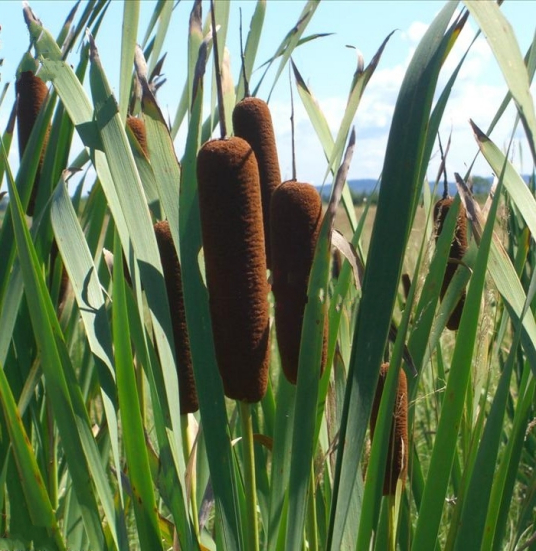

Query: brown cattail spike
154;221;198;414
233;97;281;269
270;180;327;384
126;115;149;157
433;197;468;330
197;136;270;402
370;363;408;496
16;70;50;216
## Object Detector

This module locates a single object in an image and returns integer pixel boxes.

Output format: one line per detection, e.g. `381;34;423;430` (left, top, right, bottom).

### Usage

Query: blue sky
1;0;535;190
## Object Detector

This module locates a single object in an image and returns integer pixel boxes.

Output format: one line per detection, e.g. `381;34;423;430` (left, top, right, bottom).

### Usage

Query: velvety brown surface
127;115;149;157
433;197;468;330
370;363;409;496
233;97;281;269
154;221;199;414
270;180;327;384
16;70;50;216
197;137;270;403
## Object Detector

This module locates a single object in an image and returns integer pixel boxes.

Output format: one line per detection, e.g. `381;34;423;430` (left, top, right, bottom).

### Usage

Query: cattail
232;97;281;269
126;115;149;157
370;362;408;496
16;70;50;216
270;180;327;385
197;136;270;403
154;221;198;414
433;197;468;330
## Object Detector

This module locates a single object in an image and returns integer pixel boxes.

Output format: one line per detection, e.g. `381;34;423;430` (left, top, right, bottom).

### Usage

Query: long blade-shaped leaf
327;4;460;549
465;0;536;162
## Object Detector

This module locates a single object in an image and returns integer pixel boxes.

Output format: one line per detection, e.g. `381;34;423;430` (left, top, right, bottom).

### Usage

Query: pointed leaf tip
470;119;489;143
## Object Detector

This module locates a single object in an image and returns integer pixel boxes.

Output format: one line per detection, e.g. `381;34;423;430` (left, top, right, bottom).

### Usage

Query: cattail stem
180;414;200;538
289;67;296;180
239;401;259;551
210;0;227;139
306;464;318;551
239;8;250;98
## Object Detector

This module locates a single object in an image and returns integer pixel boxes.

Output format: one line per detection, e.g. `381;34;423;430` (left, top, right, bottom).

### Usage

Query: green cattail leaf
472;121;536;238
179;41;243;551
135;46;181;250
465;0;536;161
285;131;355;551
236;0;266;100
119;0;139;122
145;0;173;77
452;232;536;551
323;31;394;184
112;230;163;550
411;176;500;550
483;366;536;550
457;164;536;373
188;0;203;115
327;4;460;549
267;375;296;551
0;361;64;549
88;33;184;445
50;175;124;505
2;144;111;550
291;59;359;235
264;0;319;101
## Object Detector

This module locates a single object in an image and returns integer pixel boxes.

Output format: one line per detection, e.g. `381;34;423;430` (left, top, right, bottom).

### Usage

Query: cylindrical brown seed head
270;180;327;385
233;97;281;269
197;137;270;403
16;70;50;216
370;363;408;496
154;221;198;414
126;115;149;157
433;197;468;330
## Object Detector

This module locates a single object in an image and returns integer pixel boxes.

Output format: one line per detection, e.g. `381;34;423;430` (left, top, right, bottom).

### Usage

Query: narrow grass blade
285;131;355;551
324;32;394;183
135;47;181;248
3;150;110;550
119;0;139;121
452;231;536;550
112;232;163;550
0;362;65;551
465;1;536;161
411;176;500;550
327;5;460;549
179;41;243;550
257;0;319;100
236;0;266;100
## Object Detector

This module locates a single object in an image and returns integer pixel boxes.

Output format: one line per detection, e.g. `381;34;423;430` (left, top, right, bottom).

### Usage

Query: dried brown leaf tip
233;97;281;269
370;363;408;496
270;180;327;384
197;136;270;403
126;115;149;158
154;220;198;414
16;70;50;216
433;197;468;330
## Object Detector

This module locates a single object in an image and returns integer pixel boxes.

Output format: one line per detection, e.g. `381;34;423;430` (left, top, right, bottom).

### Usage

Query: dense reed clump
232;97;281;269
197;136;270;403
270;180;327;384
370;363;408;496
433;196;468;330
16;69;50;216
126;115;149;157
154;220;198;414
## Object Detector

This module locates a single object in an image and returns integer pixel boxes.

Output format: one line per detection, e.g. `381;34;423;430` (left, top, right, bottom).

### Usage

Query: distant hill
316;175;533;201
